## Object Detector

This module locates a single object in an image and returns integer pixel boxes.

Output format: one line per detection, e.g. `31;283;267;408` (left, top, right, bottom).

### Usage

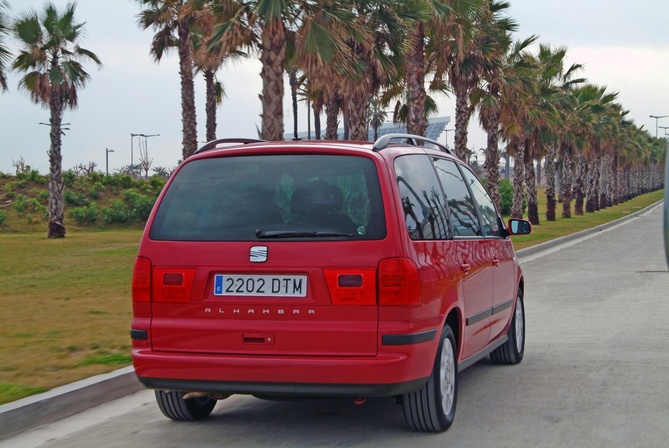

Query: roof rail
194;138;266;154
372;133;453;155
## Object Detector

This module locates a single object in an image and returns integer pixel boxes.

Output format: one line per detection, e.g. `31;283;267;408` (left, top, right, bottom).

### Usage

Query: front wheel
155;390;216;421
490;288;525;364
401;325;458;432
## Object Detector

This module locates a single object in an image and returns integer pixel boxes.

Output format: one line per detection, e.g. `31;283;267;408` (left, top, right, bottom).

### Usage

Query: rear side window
460;166;501;237
433;158;481;237
150;154;386;241
394;155;450;240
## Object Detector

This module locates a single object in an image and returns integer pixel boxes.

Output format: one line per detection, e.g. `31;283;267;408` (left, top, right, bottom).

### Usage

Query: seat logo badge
250;246;268;263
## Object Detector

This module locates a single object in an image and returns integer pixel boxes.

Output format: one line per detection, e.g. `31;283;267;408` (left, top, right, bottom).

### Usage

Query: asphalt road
3;204;668;448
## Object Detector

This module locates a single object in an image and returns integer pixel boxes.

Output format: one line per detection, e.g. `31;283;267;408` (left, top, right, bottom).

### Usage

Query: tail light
132;256;151;302
378;257;421;306
131;257;196;303
152;267;196;303
324;269;377;305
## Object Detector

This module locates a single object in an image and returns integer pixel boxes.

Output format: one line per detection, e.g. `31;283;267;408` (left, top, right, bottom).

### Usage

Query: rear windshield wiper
255;229;353;239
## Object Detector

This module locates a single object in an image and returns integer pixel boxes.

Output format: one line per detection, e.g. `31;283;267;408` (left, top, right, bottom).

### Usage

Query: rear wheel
155;390;216;421
401;325;457;432
490;288;525;364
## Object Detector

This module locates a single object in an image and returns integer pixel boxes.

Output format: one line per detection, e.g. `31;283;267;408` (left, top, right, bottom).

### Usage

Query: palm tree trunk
524;137;539;225
559;142;573;219
259;22;286;141
454;85;471;162
483;120;501;211
178;20;197;158
204;69;216;142
313;91;323;140
405;22;427;137
511;140;525;219
545;145;557;221
573;156;586;215
347;94;370;141
325;92;340;139
289;69;298;140
48;96;66;238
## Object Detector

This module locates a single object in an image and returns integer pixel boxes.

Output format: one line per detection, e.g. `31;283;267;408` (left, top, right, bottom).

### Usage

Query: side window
460;166;501;237
394;155;450;240
433;158;481;237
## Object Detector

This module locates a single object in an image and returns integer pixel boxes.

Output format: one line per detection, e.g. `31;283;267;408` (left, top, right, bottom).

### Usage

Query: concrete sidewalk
1;201;662;440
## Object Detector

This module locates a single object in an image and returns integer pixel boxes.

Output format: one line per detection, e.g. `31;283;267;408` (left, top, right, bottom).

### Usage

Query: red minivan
131;134;531;432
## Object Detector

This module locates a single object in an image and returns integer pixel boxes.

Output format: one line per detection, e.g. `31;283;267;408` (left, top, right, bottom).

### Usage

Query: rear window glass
149;154;386;241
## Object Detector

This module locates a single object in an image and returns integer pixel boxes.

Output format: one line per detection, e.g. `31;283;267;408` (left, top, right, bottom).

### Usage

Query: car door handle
461;263;471;274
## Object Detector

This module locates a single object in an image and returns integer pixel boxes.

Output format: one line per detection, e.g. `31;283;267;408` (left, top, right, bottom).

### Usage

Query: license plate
213;274;307;297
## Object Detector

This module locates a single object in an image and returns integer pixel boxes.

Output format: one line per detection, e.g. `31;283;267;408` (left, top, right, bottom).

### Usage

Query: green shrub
36;190;49;204
498;179;513;215
103;173;136;189
13;194;27;214
123;189;154;221
27;199;47;218
88;182;105;199
149;175;166;190
64;189;90;207
5;179;26;193
63;170;76;186
70;204;99;225
17;169;46;184
26;214;34;223
101;200;131;224
0;210;7;226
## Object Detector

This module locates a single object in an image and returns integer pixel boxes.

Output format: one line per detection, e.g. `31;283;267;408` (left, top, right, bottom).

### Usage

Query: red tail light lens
324;269;377;305
152;267;196;303
378;257;421;306
132;256;152;302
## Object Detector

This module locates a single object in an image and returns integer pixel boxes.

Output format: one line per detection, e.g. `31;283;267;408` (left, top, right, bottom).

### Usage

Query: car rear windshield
149;154;386;241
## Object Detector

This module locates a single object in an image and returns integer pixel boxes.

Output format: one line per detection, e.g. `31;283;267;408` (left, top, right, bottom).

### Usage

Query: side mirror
508;219;532;236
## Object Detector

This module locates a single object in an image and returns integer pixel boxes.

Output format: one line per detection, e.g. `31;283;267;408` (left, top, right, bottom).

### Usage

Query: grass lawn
0;189;664;404
0;230;141;404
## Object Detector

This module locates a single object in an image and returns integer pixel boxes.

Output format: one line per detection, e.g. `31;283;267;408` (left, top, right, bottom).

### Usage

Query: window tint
150;155;385;241
433;158;480;237
394;155;450;240
460;166;501;237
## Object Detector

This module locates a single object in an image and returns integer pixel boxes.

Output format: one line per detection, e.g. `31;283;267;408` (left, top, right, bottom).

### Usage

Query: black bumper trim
130;329;148;340
381;329;437;346
137;377;428;398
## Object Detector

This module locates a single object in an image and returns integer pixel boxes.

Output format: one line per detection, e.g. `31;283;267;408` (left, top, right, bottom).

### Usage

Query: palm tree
192;0;249;142
0;0;11;92
428;1;510;162
475;33;535;212
368;96;387;141
137;0;199;159
12;2;101;238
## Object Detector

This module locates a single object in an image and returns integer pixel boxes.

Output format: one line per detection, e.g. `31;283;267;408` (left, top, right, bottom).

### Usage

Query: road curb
0;366;143;440
0;200;662;440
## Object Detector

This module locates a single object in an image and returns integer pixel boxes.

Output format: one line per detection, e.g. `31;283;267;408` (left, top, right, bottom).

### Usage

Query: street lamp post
650;115;669;138
659;126;669;139
130;133;139;168
105;148;115;175
442;128;455;148
39;122;71;135
130;133;159;178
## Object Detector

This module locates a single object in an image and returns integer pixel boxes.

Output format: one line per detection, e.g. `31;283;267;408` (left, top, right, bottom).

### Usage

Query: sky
1;0;668;175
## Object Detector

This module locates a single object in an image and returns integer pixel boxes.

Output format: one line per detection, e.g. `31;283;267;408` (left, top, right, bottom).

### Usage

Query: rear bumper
132;330;438;397
136;376;428;397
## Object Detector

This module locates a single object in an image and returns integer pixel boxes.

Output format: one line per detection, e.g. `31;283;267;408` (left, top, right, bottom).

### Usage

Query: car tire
155;390;216;421
490;288;525;364
401;325;458;432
